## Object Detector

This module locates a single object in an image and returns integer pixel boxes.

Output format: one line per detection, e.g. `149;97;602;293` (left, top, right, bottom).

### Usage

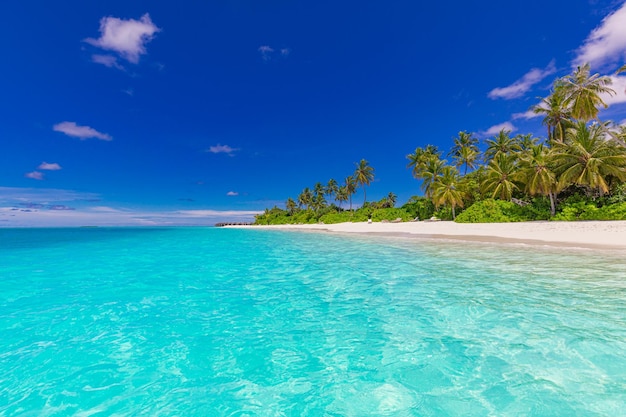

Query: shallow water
1;227;625;416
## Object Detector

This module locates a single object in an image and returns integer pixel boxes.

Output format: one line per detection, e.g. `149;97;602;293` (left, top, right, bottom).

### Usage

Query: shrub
455;199;534;223
401;197;435;220
371;208;412;222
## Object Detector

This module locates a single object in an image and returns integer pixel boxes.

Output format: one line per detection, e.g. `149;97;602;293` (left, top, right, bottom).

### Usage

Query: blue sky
2;0;626;226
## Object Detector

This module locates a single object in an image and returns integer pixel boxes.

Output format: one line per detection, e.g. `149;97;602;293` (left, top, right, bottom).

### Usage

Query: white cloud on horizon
0;187;100;205
0;206;262;227
482;122;517;136
38;162;62;171
25;171;44;180
488;61;556;100
85;14;160;64
207;144;239;155
53;121;112;141
573;2;626;70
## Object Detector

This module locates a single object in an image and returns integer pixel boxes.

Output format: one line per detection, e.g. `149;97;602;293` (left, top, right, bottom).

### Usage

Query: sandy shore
230;221;626;251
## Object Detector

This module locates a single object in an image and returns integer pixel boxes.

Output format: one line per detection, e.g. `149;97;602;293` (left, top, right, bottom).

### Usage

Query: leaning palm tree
533;85;572;144
481;153;519;200
552;121;626;196
617;64;626;74
449;131;479;174
343;176;357;211
432;166;464;219
484;129;521;162
559;63;615;122
516;144;559;216
353;159;375;206
406;145;441;179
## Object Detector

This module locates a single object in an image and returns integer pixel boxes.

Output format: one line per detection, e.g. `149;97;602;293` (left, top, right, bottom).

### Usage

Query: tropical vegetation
255;63;626;225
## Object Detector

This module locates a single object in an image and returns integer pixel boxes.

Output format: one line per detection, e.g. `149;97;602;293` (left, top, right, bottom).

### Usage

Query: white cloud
258;45;274;61
85;14;160;64
601;75;626;105
488;61;556;100
512;110;542;120
573;2;626;70
0;187;100;204
53;121;112;141
482;122;517;136
25;171;43;180
226;191;239;196
91;54;124;70
207;144;239;155
38;162;62;171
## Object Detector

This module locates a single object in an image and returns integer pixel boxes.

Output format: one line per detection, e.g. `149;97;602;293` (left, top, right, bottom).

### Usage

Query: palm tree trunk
452;205;456;220
549;192;556;217
363;188;367;207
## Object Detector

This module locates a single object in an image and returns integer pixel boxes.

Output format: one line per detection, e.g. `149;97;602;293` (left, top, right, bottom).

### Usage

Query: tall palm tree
481;153;519;200
449;131;479;174
552;121;626;196
353;159;375;206
387;192;397;208
432;166;464;219
406;145;441;179
326;178;339;204
533;86;572;144
336;185;349;209
420;156;446;198
559;63;615;122
343;176;357;211
297;187;313;210
285;197;297;215
617;64;626;74
484;129;521;162
516;144;559;216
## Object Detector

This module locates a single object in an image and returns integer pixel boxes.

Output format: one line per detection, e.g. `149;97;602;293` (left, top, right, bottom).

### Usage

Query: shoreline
228;221;626;251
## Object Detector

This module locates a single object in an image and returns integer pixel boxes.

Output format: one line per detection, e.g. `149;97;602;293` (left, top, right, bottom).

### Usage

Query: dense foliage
256;63;626;225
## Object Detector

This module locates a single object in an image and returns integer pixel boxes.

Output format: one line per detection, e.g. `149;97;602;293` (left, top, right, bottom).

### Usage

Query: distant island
255;63;626;225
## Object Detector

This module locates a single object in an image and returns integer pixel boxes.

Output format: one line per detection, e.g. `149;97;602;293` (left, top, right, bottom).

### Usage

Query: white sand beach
233;221;626;250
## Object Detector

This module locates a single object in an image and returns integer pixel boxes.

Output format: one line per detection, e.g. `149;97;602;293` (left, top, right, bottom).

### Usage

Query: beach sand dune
231;221;626;251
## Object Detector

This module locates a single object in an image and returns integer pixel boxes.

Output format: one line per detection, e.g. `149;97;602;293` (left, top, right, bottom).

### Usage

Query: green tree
326;178;339;203
420;156;446;198
297;187;313;210
285;197;297;215
484;129;521;162
353;159;375;206
481;153;519;200
432;166;464;219
336;185;349;209
449;131;479;174
552;121;626;196
387;192;397;208
533;86;572;144
407;145;441;179
343;176;357;211
560;63;615;122
516;144;559;215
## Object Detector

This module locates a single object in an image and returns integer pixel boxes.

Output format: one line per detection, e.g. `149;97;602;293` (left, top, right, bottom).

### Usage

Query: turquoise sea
1;227;625;416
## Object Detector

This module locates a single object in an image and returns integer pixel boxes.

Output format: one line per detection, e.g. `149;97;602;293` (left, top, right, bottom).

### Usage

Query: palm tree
481;153;519;200
533;86;572;144
449;131;479;174
297;187;313;210
516;144;558;216
420;157;446;198
353;159;375;206
336;185;349;209
406;145;441;179
343;176;357;211
285;197;297;215
432;166;464;219
559;63;615;122
326;178;339;203
617;64;626;74
484;129;521;162
387;192;397;208
552;121;626;196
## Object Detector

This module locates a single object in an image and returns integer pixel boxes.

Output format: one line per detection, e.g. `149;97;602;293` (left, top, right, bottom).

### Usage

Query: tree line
255;63;626;225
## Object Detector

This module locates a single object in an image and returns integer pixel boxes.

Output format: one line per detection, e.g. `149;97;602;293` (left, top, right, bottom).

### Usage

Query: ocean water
1;227;625;417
